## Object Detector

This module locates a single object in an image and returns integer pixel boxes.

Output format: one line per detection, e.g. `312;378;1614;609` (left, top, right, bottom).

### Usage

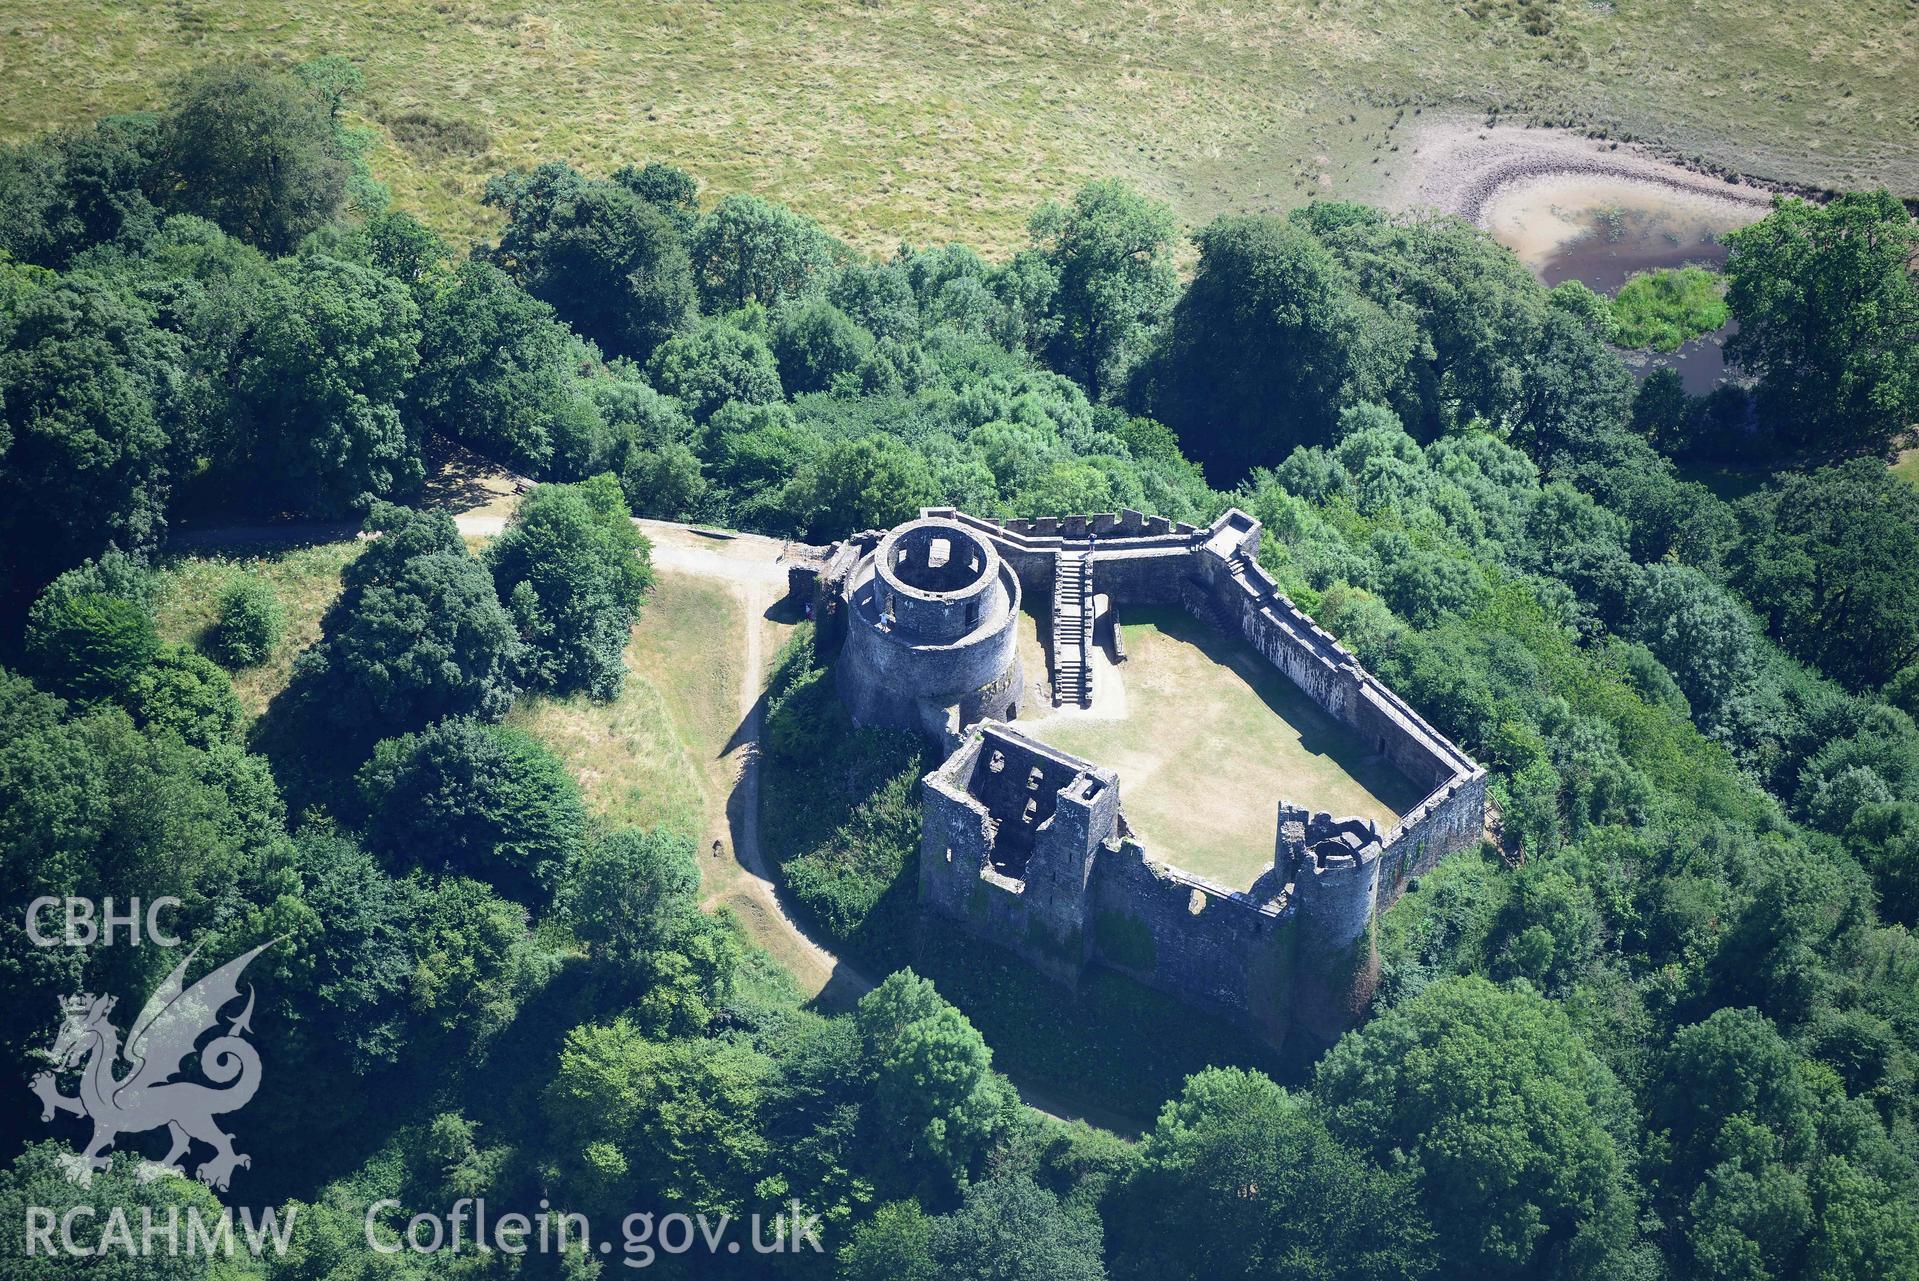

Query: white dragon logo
30;940;274;1191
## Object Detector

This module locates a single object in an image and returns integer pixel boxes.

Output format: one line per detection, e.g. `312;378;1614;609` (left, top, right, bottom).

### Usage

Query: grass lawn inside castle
1015;603;1427;892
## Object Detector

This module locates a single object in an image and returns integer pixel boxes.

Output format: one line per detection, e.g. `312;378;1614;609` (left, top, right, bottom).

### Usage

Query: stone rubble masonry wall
1088;836;1299;1041
785;535;875;661
920;724;1119;986
800;506;1488;1046
1176;512;1487;912
925;504;1487;906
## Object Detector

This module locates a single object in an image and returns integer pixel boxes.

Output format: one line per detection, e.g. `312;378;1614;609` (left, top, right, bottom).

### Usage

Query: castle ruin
788;506;1486;1048
831;515;1024;734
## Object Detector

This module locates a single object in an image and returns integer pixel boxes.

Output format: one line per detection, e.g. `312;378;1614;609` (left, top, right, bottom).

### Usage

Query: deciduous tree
546;1020;771;1217
484;161;696;362
0;276;182;592
359;718;587;903
290;504;519;739
784;435;939;540
689;193;840;312
209;576;284;668
772;298;875;394
1316;976;1637;1280
560;827;703;965
1729;461;1919;691
233;254;422;514
645;320;783;423
928;1176;1105;1281
1144;215;1410;477
486;474;653;698
1110;1067;1432;1281
412;260;600;476
856;970;1015;1195
1031;179;1176;402
158;63;350;253
1726;191;1919;455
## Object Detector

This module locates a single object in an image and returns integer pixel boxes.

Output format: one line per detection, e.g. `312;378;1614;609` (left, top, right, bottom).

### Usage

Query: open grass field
1894;448;1919;490
3;1;1912;254
507;569;741;842
1027;605;1425;890
151;539;363;719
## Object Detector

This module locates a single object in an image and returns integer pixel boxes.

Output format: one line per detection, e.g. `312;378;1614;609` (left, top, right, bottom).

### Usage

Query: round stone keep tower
836;516;1023;736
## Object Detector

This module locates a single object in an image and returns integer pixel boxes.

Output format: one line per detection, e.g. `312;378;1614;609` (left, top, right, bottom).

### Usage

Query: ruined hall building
785;507;1487;1049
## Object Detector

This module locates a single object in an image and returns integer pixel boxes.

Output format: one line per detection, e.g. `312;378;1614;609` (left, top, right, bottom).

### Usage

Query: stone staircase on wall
1180;572;1237;639
1193;551;1260;638
1051;550;1092;708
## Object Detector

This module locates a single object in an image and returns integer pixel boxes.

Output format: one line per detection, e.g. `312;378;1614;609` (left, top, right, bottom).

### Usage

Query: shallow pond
1482;175;1767;393
1538;207;1731;292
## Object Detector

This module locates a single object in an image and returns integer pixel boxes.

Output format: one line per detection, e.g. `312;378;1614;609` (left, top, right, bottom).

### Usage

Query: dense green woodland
3;61;1919;1281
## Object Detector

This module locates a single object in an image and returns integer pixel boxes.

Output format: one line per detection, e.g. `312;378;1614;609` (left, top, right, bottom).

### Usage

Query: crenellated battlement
796;505;1488;1049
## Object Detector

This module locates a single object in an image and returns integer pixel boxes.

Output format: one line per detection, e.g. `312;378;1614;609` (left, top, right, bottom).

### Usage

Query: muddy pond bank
1395;120;1775;392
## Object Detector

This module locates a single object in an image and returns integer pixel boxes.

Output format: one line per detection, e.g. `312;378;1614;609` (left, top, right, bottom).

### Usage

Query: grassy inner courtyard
1022;604;1426;892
